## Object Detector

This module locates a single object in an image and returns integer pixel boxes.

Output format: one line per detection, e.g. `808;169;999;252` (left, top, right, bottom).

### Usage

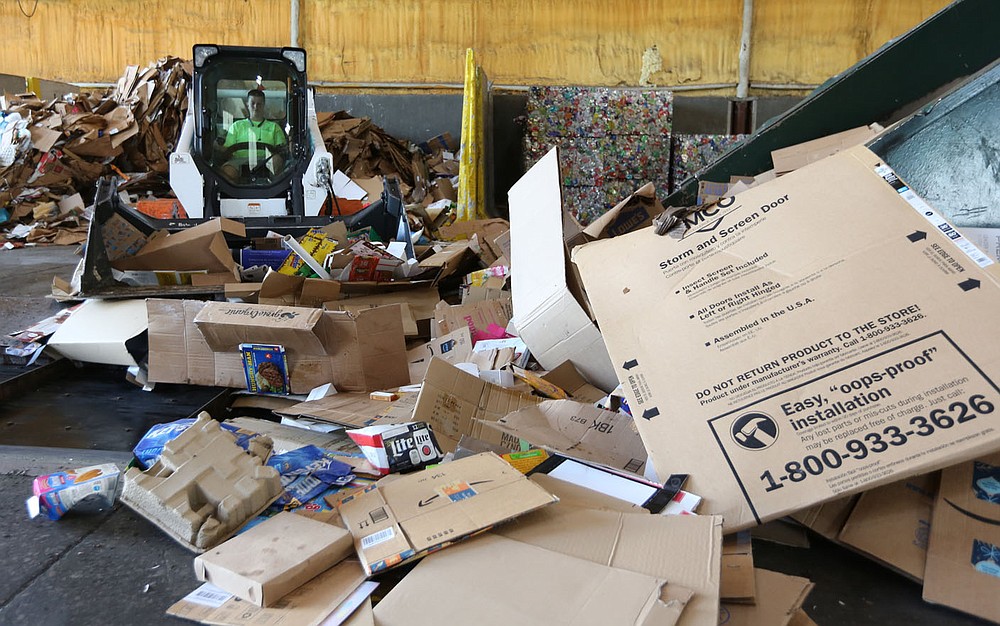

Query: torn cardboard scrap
720;568;813;626
482;399;647;473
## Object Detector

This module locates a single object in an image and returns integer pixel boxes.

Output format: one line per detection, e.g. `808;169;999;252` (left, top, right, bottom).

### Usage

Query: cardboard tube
281;234;332;280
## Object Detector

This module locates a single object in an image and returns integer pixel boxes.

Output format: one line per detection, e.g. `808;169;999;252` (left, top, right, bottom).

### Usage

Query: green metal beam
665;0;1000;208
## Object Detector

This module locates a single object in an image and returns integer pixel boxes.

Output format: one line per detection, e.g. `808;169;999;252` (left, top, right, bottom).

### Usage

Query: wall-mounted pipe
290;0;300;48
736;0;753;99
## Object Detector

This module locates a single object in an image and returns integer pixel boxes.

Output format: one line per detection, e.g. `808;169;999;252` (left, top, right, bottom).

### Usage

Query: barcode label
875;164;994;268
184;583;233;608
361;526;395;550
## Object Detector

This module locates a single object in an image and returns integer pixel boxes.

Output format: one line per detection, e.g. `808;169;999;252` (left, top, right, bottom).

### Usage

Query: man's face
247;95;265;121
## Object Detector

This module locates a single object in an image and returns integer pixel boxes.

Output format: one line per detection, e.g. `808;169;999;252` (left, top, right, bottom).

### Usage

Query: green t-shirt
223;118;287;161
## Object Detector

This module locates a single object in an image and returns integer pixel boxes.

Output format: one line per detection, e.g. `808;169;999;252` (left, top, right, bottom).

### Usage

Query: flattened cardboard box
47;298;147;367
147;299;408;393
495;506;723;626
193;511;353;607
573;145;1000;530
278;392;418;429
374;533;690;626
333;452;558;575
923;452;1000;622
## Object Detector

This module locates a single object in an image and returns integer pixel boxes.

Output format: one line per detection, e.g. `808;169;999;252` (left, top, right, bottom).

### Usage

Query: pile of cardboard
0;56;192;247
319;111;459;206
20;94;1000;624
2;58;460;247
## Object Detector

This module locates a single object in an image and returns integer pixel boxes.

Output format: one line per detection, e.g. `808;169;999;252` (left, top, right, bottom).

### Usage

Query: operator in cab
219;89;288;183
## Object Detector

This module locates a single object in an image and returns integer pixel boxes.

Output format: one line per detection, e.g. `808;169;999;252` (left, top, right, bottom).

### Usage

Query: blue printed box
240;248;291;271
239;343;290;395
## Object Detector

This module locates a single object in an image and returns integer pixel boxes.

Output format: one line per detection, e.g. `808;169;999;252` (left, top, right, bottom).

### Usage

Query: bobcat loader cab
80;44;415;297
170;44;334;224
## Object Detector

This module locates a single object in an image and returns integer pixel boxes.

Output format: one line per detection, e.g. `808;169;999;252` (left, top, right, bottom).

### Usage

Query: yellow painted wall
0;0;949;92
0;0;290;83
752;0;951;85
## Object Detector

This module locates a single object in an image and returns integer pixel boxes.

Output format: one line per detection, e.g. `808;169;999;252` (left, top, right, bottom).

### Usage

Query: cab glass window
200;60;299;186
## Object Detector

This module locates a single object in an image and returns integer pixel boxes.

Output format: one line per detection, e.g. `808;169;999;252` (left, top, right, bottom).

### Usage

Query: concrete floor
0;246;80;339
0;245;203;625
0;244;994;626
0;451;194;626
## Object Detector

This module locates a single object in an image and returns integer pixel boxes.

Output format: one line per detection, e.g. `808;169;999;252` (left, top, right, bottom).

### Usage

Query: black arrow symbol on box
907;231;927;242
623;359;638;370
641;407;660;420
959;278;981;291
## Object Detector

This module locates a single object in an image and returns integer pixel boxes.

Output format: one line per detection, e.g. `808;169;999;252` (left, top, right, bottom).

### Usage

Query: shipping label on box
572;145;1000;530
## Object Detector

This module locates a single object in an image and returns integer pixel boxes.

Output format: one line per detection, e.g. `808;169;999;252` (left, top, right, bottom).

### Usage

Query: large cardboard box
573;145;1000;530
332;452;558;575
147;299;408;393
193;511;353;607
923;452;1000;622
507;147;618;391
